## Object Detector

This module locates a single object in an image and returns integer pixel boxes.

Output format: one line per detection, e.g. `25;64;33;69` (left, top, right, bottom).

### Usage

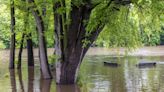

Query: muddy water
1;46;164;92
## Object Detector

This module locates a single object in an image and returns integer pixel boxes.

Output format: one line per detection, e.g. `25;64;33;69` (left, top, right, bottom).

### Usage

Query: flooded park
1;46;164;92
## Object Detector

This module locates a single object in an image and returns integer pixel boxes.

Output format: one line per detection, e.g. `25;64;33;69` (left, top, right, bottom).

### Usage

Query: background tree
9;0;16;69
28;0;52;79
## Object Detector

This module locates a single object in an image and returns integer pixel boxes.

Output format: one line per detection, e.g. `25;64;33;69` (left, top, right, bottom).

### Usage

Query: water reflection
6;56;164;92
56;85;80;92
9;69;17;92
40;79;52;92
28;67;34;92
17;69;25;92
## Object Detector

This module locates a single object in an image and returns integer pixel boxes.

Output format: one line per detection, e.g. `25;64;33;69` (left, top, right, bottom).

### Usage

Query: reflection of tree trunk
9;0;16;69
40;79;52;92
57;85;80;92
17;34;25;69
17;69;25;92
28;67;34;92
9;69;17;92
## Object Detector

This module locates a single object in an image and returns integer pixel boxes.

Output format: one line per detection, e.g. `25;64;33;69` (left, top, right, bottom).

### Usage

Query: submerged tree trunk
54;2;103;84
17;33;25;69
26;33;34;66
9;0;16;69
28;0;52;79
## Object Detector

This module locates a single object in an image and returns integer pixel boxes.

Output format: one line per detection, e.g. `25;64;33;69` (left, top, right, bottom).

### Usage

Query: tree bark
28;0;52;79
26;33;34;66
9;0;16;69
54;3;97;84
17;33;25;69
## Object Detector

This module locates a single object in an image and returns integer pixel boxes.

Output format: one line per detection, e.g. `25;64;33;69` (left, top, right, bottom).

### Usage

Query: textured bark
53;0;109;83
17;34;25;69
28;0;52;79
26;33;34;66
9;0;16;69
54;3;96;84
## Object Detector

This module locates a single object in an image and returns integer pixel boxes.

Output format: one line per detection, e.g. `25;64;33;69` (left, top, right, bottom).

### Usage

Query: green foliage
48;54;57;64
95;0;164;48
0;0;10;49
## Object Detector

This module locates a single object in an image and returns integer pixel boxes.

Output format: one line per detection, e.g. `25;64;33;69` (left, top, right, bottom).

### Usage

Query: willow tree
54;0;131;84
96;0;164;47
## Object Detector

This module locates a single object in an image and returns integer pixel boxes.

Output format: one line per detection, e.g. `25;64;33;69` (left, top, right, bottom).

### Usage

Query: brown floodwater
1;46;164;92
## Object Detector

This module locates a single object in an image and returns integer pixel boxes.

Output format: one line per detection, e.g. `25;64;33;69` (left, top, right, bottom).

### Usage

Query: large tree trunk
54;3;102;84
26;33;34;66
9;0;16;69
28;0;52;79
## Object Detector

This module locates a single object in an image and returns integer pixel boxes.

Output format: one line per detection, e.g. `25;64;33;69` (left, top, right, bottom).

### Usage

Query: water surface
1;47;164;92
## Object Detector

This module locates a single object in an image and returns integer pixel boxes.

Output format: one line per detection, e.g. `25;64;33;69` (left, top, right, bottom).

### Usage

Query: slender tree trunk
17;33;25;69
9;0;16;69
26;33;34;66
28;0;52;79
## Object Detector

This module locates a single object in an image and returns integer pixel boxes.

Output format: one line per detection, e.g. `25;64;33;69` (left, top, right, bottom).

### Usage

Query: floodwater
1;46;164;92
